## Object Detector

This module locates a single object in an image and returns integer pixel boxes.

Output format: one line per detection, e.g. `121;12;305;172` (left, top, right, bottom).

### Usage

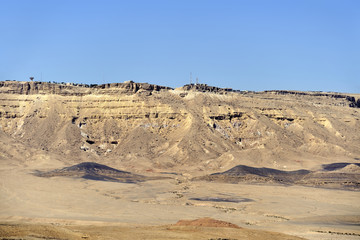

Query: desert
0;80;359;239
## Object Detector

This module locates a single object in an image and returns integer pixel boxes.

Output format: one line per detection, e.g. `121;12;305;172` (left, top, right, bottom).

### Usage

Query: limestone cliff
0;80;171;96
1;80;359;173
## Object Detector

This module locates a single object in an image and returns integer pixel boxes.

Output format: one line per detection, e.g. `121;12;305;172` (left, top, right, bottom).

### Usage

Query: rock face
179;83;234;94
264;90;360;108
0;80;360;173
0;80;172;96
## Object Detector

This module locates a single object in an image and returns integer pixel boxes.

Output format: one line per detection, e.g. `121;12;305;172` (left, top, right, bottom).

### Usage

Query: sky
0;0;359;93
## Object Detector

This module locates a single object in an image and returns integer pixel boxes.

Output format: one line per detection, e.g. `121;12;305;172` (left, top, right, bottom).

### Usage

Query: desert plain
0;80;359;239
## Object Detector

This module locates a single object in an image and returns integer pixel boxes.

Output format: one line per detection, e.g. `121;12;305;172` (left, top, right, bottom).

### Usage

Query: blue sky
1;0;359;93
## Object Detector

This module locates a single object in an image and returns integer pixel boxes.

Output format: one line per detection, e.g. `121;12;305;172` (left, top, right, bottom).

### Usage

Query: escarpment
0;80;359;173
0;80;172;96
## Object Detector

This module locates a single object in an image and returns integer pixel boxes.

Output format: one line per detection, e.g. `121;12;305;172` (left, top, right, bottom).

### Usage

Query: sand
1;165;359;239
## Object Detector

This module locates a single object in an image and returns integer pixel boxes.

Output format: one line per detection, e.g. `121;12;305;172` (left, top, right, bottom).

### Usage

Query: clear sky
1;0;359;93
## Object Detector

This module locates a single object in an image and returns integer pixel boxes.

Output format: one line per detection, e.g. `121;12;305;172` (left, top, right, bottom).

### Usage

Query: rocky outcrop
350;98;360;108
180;84;234;94
265;90;360;108
0;81;88;95
94;81;173;94
0;80;172;96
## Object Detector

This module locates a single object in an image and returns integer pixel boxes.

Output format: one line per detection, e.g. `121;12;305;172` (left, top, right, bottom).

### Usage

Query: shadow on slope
35;162;149;183
195;163;360;190
197;165;310;184
322;162;360;171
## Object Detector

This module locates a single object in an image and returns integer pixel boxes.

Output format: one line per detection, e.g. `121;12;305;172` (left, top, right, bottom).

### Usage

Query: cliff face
0;80;172;96
1;80;359;173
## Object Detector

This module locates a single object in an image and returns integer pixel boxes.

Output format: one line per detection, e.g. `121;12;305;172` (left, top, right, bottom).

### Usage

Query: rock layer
0;80;359;173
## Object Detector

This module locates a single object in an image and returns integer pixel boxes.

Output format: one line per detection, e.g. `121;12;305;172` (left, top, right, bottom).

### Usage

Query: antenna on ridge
196;77;199;85
190;72;192;85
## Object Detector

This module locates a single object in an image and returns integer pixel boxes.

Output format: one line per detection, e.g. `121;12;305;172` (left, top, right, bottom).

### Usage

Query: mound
197;165;310;184
60;162;131;175
36;162;148;183
195;163;360;190
217;165;310;178
339;164;360;173
322;162;360;172
175;217;241;229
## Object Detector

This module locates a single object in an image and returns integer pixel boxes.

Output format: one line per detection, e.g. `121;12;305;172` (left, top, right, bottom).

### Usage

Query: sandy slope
0;221;307;240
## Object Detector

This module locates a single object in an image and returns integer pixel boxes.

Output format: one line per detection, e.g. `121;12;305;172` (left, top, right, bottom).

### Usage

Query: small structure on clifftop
29;77;34;82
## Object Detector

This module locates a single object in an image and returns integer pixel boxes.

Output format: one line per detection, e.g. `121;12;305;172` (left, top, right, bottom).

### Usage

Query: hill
194;163;360;190
35;162;149;183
